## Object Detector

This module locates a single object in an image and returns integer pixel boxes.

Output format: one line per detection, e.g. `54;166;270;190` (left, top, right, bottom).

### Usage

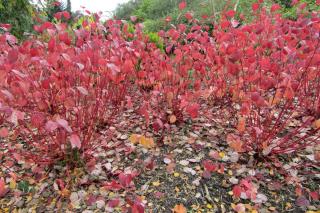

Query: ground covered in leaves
0;106;319;213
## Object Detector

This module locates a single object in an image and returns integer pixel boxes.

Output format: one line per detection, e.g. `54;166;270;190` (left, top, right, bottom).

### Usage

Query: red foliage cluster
0;1;319;170
0;18;139;165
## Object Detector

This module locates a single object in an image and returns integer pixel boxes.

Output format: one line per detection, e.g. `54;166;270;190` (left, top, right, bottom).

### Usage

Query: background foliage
0;0;34;39
115;0;320;32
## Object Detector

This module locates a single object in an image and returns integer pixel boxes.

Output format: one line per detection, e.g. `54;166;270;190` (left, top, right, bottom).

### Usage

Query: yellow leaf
9;179;16;189
173;172;180;177
129;134;140;144
169;115;177;124
139;136;155;149
206;204;213;209
152;181;160;187
219;152;225;158
173;204;187;213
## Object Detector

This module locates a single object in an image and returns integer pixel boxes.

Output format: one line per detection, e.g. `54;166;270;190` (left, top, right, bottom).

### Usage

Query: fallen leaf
139;136;155;149
173;172;180;177
179;160;189;166
295;196;310;207
129;134;140;144
9;179;16;189
227;134;244;153
232;203;245;213
173;204;187;213
209;150;220;160
163;158;172;164
0;178;9;198
152;181;160;187
219;152;226;158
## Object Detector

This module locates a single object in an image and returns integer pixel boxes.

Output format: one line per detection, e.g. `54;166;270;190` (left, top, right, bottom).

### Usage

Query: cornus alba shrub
213;5;320;157
0;18;140;166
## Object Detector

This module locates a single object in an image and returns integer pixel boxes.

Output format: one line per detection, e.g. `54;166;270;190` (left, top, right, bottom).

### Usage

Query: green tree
114;0;141;20
0;0;34;39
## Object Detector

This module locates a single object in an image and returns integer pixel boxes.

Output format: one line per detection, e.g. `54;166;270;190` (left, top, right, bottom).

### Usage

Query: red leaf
310;191;319;201
70;134;81;149
271;4;281;12
108;198;120;208
152;119;163;132
41;22;54;30
0;127;9;138
118;173;133;188
8;49;19;64
48;38;56;52
226;10;236;18
251;92;260;102
186;103;200;119
31;113;45;129
131;200;145;213
202;160;218;172
185;12;193;20
0;23;11;31
103;180;123;191
62;11;71;20
179;1;187;10
252;3;260;11
233;185;242;198
54;12;62;20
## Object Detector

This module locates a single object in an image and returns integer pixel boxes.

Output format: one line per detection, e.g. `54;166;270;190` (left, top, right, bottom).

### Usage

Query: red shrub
0;17;138;166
